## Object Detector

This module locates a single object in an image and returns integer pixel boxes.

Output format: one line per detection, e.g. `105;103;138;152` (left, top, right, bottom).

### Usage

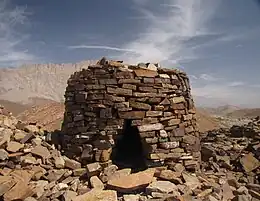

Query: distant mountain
226;108;260;119
199;104;241;116
0;60;97;104
193;96;234;108
0;60;248;110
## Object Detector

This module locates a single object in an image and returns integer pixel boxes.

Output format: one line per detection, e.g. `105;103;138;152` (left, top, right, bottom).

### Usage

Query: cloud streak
0;0;37;66
113;0;222;64
68;45;135;52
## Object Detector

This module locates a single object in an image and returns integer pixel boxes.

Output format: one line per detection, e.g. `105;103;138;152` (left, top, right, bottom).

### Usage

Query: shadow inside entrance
112;120;147;172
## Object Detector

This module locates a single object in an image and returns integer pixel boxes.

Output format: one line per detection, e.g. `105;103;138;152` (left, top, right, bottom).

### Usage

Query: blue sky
1;0;260;107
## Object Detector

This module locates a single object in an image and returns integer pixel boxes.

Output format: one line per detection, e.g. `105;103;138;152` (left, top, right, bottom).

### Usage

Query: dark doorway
112;120;147;172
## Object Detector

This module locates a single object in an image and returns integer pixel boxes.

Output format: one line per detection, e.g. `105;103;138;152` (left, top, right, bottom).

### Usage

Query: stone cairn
61;57;200;172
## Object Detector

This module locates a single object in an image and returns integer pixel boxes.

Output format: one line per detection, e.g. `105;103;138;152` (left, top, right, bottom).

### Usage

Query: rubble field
0;105;259;201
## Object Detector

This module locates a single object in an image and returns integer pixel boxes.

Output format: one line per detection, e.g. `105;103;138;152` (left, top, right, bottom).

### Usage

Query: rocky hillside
17;102;65;131
0;60;97;104
226;108;260;119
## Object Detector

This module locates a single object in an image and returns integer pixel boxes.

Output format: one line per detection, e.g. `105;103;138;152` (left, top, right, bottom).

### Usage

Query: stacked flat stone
61;58;200;171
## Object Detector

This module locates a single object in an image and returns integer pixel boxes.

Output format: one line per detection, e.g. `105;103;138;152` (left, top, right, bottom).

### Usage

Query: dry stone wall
61;58;200;172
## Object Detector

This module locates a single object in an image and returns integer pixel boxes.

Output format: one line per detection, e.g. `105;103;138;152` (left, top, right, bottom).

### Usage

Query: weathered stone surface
134;69;158;77
123;194;140;201
14;130;26;141
90;176;104;189
3;182;34;201
129;101;151;110
146;111;163;117
157;170;182;183
107;169;155;193
159;142;179;149
167;119;181;126
54;156;65;169
109;168;131;181
171;96;185;104
146;181;178;194
62;190;77;201
240;153;260;172
182;172;201;190
74;189;117;201
118;111;145;119
171;127;185;137
6;141;24;152
31;145;50;158
24;124;39;133
86;162;102;177
0;177;16;196
0;149;8;160
137;123;164;132
64;157;81;170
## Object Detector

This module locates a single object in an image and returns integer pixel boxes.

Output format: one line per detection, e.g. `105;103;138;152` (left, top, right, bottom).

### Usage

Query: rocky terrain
0;105;259;201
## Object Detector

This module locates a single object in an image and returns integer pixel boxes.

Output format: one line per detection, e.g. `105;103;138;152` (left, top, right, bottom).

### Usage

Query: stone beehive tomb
62;57;200;171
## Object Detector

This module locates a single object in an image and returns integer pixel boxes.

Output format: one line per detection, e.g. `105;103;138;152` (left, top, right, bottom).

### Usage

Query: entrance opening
112;120;147;172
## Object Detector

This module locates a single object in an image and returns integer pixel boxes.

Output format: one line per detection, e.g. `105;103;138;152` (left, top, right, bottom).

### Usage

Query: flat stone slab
146;181;178;194
107;169;155;193
137;123;164;132
74;189;117;201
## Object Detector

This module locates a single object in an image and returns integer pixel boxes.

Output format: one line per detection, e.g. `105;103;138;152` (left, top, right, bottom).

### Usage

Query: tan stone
182;172;201;190
107;169;155;193
118;79;140;84
24;124;39;133
90;176;104;189
64;156;81;170
3;182;34;201
10;169;34;184
0;176;16;196
86;162;102;177
137;123;164;132
134;69;158;77
118;111;145;119
129;101;151;110
167;119;181;126
14;130;26;141
171;96;185;104
158;170;182;183
146;111;163;117
146;181;178;194
0;128;12;146
240;153;260;172
74;189;117;201
6;141;24;153
31;145;50;158
0;149;8;160
100;148;112;162
109;168;131;181
148;153;167;160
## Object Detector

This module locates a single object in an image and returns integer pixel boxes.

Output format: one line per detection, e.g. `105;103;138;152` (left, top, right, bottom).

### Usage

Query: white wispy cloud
69;0;222;65
68;45;135;53
115;0;260;65
69;0;257;66
0;0;37;66
189;73;220;83
199;74;220;81
227;81;245;87
113;0;224;64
